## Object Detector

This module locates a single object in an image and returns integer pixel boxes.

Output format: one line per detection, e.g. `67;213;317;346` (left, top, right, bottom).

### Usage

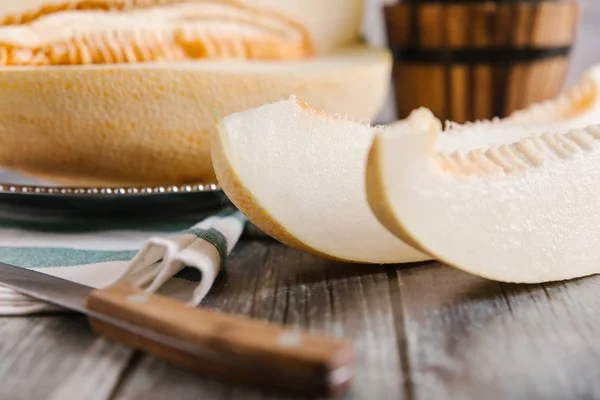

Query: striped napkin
0;209;247;315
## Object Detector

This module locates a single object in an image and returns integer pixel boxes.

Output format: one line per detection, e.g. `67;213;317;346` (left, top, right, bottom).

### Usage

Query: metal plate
0;171;227;227
0;170;221;196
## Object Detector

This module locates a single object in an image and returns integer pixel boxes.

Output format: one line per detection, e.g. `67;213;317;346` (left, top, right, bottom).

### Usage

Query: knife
0;263;353;397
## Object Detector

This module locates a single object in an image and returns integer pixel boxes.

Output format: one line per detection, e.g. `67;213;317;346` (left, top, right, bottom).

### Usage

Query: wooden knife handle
86;283;353;397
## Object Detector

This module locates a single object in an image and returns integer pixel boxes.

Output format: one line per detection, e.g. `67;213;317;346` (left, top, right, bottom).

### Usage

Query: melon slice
211;97;430;263
366;109;600;283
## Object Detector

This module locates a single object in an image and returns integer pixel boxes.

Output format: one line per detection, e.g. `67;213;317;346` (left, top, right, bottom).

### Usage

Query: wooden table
2;238;600;400
2;2;600;399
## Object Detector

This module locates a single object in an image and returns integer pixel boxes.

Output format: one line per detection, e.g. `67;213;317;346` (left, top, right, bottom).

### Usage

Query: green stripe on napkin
186;228;228;263
0;247;136;268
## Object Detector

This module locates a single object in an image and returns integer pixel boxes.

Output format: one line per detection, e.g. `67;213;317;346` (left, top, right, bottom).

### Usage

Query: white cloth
0;210;246;315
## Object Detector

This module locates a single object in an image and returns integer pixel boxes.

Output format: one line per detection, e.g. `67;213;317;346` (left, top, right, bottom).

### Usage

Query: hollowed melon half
212;96;430;264
0;46;391;186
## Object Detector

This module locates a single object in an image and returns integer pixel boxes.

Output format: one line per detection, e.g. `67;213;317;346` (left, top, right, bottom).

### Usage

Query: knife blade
0;263;353;397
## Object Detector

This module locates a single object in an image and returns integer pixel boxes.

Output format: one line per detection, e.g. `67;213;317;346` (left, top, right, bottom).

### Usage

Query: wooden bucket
384;0;581;123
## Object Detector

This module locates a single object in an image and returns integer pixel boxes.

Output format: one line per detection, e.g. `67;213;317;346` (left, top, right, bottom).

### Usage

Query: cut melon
211;96;430;264
0;45;391;186
366;109;600;283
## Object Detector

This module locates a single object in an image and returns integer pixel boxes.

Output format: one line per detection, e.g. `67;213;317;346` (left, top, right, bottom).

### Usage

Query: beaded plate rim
0;182;222;196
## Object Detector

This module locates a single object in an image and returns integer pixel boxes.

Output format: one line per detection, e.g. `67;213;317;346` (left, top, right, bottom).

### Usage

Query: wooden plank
472;66;493;121
449;66;469;123
111;241;406;399
394;64;447;121
0;314;132;400
530;1;580;48
445;5;470;123
395;262;600;400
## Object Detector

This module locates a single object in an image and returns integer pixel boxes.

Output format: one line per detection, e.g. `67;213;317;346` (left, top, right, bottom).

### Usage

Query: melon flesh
366;110;600;283
212;97;430;264
0;0;363;55
0;0;313;64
